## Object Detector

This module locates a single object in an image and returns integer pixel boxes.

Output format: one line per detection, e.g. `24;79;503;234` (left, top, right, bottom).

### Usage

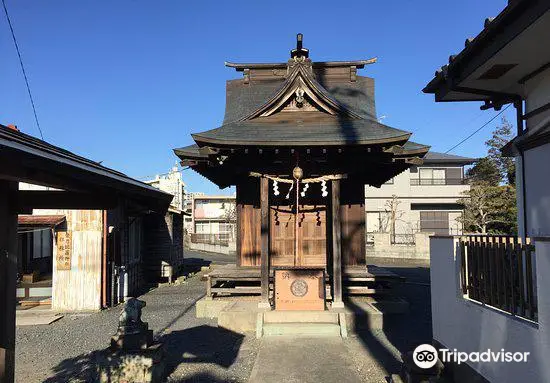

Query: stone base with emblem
274;267;325;311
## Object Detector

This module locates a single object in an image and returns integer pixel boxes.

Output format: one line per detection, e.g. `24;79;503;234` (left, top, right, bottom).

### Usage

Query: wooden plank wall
236;178;365;268
38;209;103;311
340;180;366;266
143;212;184;280
236;179;261;267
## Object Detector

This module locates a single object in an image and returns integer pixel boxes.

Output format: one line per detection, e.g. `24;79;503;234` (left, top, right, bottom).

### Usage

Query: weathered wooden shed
175;35;429;309
0;124;172;382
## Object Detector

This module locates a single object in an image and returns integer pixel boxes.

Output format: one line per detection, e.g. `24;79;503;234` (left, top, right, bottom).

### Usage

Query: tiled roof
423;0;549;94
423;151;476;164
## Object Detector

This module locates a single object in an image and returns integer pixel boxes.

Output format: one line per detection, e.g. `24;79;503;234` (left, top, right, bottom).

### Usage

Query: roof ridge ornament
291;33;309;59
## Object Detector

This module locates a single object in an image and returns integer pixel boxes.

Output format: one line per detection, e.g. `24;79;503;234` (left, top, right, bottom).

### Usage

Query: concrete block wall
366;232;433;261
188;241;236;255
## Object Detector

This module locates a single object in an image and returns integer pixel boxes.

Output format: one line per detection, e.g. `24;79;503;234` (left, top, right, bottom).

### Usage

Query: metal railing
391;233;416;245
410;178;465;186
460;236;537;322
190;233;231;246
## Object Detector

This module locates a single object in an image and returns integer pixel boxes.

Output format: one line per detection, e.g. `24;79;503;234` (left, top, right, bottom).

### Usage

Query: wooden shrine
175;34;428;310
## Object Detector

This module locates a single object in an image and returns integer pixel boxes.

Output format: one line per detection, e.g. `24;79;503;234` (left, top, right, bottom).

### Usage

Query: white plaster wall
524;142;550;237
430;237;550;382
525;71;550;130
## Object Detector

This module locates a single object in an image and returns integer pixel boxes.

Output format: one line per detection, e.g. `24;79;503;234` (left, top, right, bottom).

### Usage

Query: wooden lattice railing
460;235;537;322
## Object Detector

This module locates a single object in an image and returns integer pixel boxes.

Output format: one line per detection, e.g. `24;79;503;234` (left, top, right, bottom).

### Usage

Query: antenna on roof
291;33;309;59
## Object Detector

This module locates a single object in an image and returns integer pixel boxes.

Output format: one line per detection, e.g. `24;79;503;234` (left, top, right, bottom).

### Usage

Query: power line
445;104;511;154
2;0;44;140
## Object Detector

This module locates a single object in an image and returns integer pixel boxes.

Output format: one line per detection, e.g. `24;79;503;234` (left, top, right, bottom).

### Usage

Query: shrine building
174;35;429;317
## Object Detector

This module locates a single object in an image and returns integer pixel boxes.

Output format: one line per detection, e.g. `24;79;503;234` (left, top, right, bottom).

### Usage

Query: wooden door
270;205;327;268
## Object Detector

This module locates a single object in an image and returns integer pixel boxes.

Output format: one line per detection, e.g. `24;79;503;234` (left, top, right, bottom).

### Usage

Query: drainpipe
514;99;528;242
101;210;108;309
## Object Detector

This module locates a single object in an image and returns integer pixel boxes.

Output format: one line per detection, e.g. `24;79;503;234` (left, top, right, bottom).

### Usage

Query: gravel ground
15;262;432;383
15;270;260;383
345;264;433;381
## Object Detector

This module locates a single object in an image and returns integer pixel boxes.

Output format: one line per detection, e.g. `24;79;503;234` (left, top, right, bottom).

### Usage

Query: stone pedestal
97;297;166;382
110;323;154;351
97;343;165;383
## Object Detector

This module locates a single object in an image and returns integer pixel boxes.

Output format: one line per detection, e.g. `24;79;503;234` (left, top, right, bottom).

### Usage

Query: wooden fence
460;235;537;322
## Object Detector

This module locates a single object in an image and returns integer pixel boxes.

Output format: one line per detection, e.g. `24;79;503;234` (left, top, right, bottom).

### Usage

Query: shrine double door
270;205;327;268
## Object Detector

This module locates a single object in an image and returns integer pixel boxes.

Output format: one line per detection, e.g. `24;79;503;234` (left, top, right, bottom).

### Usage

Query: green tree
458;185;517;234
466;157;501;186
485;116;516;185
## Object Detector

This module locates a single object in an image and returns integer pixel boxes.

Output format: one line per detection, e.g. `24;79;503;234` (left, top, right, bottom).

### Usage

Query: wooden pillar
331;179;344;308
259;177;270;308
0;181;18;383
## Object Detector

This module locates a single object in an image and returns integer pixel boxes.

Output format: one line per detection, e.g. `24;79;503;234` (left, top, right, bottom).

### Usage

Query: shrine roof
174;139;429;159
223;75;376;124
174;34;431;187
191;112;411;147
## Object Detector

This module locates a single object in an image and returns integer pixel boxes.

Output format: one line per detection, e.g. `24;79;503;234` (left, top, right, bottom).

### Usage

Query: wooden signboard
275;268;325;311
56;231;72;270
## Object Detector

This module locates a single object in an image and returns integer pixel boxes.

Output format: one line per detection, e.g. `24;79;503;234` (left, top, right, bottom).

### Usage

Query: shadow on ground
44;325;244;383
345;265;433;381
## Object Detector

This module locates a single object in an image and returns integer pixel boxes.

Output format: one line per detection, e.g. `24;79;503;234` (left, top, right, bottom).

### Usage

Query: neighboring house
189;195;236;254
424;1;550;382
364;151;474;261
183;192;204;234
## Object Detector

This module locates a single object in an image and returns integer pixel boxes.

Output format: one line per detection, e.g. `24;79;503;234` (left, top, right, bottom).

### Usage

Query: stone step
263;310;339;324
263;323;341;337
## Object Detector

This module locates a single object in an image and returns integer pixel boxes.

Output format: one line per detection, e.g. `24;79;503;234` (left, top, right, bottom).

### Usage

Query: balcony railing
460;235;537;322
410;178;465;186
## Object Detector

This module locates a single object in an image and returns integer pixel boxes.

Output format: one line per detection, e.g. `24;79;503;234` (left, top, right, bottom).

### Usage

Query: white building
144;165;186;212
365;151;474;237
424;2;550;382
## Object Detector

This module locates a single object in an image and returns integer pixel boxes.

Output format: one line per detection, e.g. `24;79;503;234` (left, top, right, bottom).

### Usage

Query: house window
195;222;210;233
419;168;446;185
411;167;463;185
420;211;449;234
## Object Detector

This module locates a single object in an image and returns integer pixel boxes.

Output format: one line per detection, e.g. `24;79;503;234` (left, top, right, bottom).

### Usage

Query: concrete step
263;323;341;337
263;310;339;324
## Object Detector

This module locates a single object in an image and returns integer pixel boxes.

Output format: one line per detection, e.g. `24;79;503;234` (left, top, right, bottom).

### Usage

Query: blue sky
1;0;513;194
